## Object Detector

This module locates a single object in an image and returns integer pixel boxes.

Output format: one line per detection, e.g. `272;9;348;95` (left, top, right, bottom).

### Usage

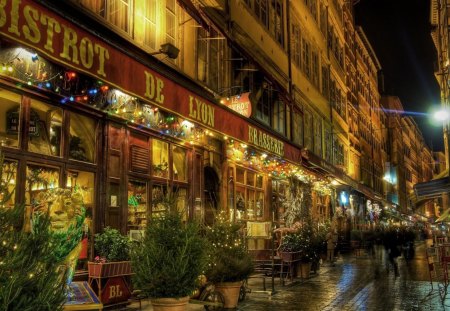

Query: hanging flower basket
88;261;132;278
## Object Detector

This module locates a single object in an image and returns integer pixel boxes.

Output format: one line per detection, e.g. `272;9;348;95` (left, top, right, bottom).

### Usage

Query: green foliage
312;221;330;256
279;219;317;263
0;205;68;311
279;233;302;252
131;212;207;298
205;212;254;283
94;227;130;262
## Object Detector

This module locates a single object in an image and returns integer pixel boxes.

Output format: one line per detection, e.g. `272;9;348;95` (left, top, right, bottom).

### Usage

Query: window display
233;166;265;221
272;179;288;224
69;114;96;163
25;164;60;205
151;185;188;220
152;139;169;178
28;99;62;157
172;146;187;181
0;159;17;207
127;180;147;231
0;90;21;148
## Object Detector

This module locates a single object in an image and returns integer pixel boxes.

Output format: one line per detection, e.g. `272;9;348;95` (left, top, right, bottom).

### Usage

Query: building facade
0;0;436;273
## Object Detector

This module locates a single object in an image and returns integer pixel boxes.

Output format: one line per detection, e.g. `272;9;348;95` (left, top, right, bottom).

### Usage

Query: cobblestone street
133;240;449;311
237;241;447;311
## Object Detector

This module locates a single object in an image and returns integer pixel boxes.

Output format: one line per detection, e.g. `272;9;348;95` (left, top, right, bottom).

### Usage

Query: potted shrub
278;232;302;262
205;212;254;309
296;223;316;279
88;227;131;278
88;227;132;305
131;210;207;311
311;222;329;272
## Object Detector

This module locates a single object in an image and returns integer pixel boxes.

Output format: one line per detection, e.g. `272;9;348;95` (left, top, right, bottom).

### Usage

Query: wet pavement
130;240;450;311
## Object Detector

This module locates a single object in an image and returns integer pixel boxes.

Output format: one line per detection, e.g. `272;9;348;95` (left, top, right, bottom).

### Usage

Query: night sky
354;0;442;150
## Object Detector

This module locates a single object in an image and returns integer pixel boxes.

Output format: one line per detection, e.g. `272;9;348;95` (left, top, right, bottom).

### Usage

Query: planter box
88;261;132;278
279;251;302;262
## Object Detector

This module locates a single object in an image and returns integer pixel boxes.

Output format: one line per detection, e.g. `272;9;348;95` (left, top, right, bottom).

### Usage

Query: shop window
70;114;96;163
151;185;187;220
25;164;60;206
272;179;288;224
175;187;188;221
0;90;21;148
28;100;62;157
172;146;187;182
127;180;147;232
151;184;167;216
0;159;17;207
256;174;263;188
233;166;265;221
152;139;169;178
247;171;255;186
236;167;245;184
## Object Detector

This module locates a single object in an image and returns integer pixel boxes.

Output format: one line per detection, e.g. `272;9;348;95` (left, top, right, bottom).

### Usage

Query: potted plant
311;222;329;272
278;232;302;262
88;227;132;305
131;209;207;311
88;227;131;278
205;212;254;309
296;223;316;279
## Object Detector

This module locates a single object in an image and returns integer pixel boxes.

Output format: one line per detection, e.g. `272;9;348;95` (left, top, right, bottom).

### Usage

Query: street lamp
433;108;450;172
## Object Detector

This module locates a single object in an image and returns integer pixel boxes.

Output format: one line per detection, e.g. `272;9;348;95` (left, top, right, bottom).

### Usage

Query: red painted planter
88;261;132;278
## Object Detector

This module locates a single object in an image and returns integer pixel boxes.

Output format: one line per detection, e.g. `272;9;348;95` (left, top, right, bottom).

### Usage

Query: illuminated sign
221;92;252;118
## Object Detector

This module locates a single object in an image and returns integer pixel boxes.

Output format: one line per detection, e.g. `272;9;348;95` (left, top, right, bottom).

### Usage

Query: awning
414;176;450;199
436;208;450;223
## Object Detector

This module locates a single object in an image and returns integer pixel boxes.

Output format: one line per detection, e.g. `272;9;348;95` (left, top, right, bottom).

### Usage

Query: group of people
325;227;414;275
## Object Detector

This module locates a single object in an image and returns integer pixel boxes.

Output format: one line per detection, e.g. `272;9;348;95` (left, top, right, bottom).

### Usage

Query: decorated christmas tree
0;152;85;310
205;211;253;283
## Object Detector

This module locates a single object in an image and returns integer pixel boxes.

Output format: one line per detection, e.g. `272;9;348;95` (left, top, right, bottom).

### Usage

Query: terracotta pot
151;296;190;311
300;262;312;279
215;281;242;309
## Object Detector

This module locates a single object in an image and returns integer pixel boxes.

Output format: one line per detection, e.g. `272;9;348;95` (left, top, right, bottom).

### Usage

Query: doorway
204;166;219;225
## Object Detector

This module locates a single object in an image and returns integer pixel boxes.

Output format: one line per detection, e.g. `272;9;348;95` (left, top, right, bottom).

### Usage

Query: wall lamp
149;43;180;59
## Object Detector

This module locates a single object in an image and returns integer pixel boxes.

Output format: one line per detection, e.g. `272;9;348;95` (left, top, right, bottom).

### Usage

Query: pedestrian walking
326;228;338;266
383;229;400;277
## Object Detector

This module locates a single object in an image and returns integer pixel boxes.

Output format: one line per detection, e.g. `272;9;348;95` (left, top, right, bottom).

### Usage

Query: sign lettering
109;285;123;299
188;95;214;127
0;0;109;76
0;0;303;165
248;125;284;156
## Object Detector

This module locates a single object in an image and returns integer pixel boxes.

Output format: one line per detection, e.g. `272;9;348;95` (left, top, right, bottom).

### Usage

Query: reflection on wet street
236;240;448;311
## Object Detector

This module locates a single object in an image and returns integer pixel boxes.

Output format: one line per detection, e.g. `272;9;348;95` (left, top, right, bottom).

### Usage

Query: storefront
0;0;340;270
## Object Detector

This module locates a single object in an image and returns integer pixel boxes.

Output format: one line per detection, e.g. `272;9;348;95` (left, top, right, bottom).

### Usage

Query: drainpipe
286;0;294;140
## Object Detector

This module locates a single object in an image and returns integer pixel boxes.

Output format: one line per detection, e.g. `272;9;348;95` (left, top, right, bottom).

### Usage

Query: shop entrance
204;166;219;225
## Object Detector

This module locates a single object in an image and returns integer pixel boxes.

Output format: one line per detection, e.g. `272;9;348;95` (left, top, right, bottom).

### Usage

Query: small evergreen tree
0;152;84;310
205;211;253;283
